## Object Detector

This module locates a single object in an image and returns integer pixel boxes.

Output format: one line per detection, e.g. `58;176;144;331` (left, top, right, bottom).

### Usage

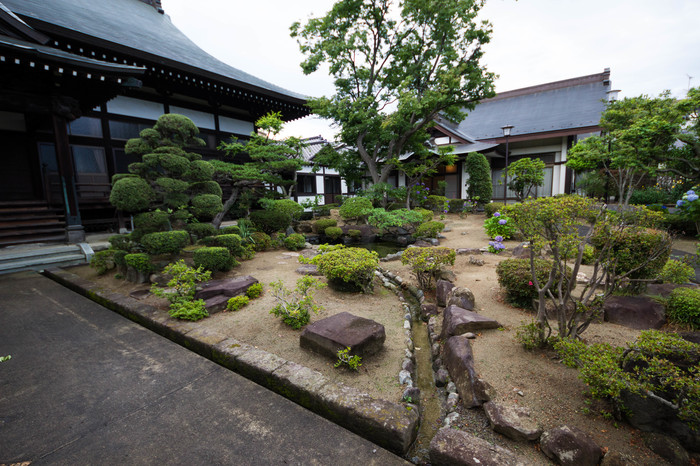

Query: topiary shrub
141;230;190;255
193;247;236;272
284;233;306;251
186;223;216;240
311;246;379;292
339;197;373;223
132;210;170;240
212;234;244;257
496;258;569;309
400;246;456;289
667;287;700;329
124;253;152;273
658;259;696;285
415;221;445;238
90;249;115;275
218;225;240;235
426;195;448;212
414;208;434;223
249;210;291;234
251;231;272;251
190;194;223;221
464;151;493;207
314;218;337;233
270;199;304;222
347;229;362;240
108;234;135;252
324;226;343;240
109;176;155;213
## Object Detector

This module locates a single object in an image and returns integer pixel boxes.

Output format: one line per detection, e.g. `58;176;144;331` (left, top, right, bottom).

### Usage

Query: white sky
162;0;700;140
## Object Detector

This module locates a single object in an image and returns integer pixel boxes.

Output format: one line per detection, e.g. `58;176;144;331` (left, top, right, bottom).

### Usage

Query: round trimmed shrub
271;199;304;222
124;253;152;273
415;221;445;238
414;208;434;223
284;233;306;251
314;218;337;233
313;247;379;292
186;223;217;240
108;234;135;252
667;288;700;329
190;194;223;221
218;225;241;235
110;176;155;212
190;181;223;197
484;202;505;218
193;247;236;272
496;258;571;309
347;229;361;239
141;230;189;255
426;195;448;212
339;197;373;222
324;226;343;240
186;159;215;182
251;231;272;251
658;259;695;285
133;210;170;240
214;234;244;256
250;210;291;234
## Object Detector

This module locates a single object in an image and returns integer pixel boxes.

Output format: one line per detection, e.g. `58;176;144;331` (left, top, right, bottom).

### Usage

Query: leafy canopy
291;0;495;184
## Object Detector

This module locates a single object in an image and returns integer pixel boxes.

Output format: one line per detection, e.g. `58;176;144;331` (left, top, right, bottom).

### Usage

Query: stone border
44;268;419;456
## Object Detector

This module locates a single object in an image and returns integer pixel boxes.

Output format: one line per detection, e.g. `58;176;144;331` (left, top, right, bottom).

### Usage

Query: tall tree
662;87;700;183
507;157;546;201
291;0;495;185
463;151;492;207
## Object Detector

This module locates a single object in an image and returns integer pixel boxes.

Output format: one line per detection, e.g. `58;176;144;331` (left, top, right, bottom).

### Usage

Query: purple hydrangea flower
677;199;685;207
688;193;699;202
493;212;501;217
687;190;696;196
498;219;507;225
494;235;504;242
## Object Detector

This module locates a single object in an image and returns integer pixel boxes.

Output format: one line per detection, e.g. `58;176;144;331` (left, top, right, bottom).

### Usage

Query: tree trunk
212;187;240;229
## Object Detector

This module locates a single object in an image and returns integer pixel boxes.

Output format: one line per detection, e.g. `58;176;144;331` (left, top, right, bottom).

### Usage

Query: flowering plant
484;212;517;239
675;187;700;235
488;236;506;254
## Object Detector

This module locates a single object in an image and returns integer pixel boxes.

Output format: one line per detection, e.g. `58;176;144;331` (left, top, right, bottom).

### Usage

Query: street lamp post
501;125;514;204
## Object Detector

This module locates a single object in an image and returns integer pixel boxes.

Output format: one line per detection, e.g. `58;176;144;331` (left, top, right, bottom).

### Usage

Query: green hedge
141;230;190;255
193;247;236;272
415;221;445;238
496;258;571;309
250;210;291;234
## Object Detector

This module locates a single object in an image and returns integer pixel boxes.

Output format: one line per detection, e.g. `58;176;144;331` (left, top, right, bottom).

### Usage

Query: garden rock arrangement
299;312;386;359
429;428;526;466
194;276;259;313
539;425;604;466
440;305;501;339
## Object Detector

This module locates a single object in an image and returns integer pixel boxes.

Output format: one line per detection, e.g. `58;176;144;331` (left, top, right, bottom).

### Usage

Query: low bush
284;233;306;251
629;186;672;205
483;202;505;218
496;258;570;309
314;218;337;233
400;247;456;289
124;253;152;273
108;234;135;252
414;208;434;223
168;299;208;321
415;221;445;238
186;223;217;240
448;199;466;213
426;195;449;212
214;234;244;257
269;276;325;329
226;295;249;312
140;230;189;255
324;226;343;240
150;260;211;304
132;210;170;240
218;225;241;235
339;197;373;222
251;231;272;251
516;321;549;350
667;287;700;329
270;199;304;222
312;246;379;292
246;283;263;299
484;211;517;239
90;249;115;275
347;229;361;239
368;208;423;230
658;259;695;284
250;209;291;234
193;247;236;272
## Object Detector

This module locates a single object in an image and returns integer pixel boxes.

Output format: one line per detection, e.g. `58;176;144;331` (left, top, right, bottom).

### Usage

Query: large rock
646;282;698;298
300;312;385;359
436;280;455;307
443;335;493;408
603;295;665;330
429;427;526;466
195;276;259;300
483;401;542;442
420;303;438;321
446;287;475;311
642;432;690;465
539;425;603;466
203;294;229;314
441;305;500;339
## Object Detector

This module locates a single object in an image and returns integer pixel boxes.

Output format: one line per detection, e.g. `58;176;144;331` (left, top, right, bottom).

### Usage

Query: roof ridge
486;69;611;102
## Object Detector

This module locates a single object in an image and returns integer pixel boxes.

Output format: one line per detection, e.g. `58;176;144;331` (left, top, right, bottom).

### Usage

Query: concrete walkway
0;272;406;465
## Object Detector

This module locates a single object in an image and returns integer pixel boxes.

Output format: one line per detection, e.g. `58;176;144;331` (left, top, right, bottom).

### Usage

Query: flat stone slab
604;295;665;330
296;264;322;276
204;294;229;314
441;305;500;339
429;427;526;466
300;311;385;359
483;401;542;442
194;276;258;300
540;425;603;466
443;335;494;408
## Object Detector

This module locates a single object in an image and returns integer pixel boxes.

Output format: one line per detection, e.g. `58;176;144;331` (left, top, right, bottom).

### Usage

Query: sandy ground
72;212;699;465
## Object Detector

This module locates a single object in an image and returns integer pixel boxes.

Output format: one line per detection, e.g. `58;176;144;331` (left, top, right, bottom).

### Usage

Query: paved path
0;272;407;465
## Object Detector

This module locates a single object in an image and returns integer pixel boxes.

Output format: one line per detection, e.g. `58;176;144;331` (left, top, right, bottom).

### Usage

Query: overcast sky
162;0;700;140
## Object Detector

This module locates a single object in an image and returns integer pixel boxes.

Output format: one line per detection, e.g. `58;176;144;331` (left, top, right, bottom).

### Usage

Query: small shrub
214;234;244;257
108;234;135;252
168;299;208;321
368;208;423;230
335;347;362;371
284;233;306;251
324;226;343;240
448;199;465;213
312;246;379;292
226;295;249;311
193;247;236;272
629;186;672;205
151;260;212;303
426;195;449;212
141;230;189;255
667;288;700;329
484;212;517;239
483;202;505;218
401;247;456;290
347;229;362;239
581;244;595;265
90;249;115;275
270;199;304;222
415;221;445;238
250;209;291;234
246;283;263;299
339;197;373;222
496;258;569;309
132;210;170;240
186;223;216;240
124;253;152;273
251;231;272;251
269;276;325;329
113;250;128;270
314;218;337;232
190;193;223;221
414;208;434;223
658;259;695;284
516;321;548;350
218;225;241;235
109;176;155;213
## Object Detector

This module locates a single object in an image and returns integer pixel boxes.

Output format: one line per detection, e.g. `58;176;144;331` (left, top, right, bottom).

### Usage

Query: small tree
464;151;492;208
507;158;545;201
510;196;672;342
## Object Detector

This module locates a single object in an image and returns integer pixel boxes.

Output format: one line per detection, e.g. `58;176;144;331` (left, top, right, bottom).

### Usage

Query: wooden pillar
51;112;85;242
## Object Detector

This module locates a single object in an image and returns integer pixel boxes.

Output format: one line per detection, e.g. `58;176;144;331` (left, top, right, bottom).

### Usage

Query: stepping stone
194;276;258;300
300;311;385;359
440;305;500;339
540;425;603;466
483;401;542;442
296;264;322;276
204;294;229;314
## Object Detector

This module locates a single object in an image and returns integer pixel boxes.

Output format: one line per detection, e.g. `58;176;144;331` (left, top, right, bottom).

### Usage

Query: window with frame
297;174;317;194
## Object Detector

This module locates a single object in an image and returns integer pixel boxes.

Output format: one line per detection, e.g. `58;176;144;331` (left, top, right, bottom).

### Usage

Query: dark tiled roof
1;0;306;102
440;71;611;140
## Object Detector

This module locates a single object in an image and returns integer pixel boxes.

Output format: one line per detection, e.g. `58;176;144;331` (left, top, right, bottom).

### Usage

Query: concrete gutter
44;268;419;456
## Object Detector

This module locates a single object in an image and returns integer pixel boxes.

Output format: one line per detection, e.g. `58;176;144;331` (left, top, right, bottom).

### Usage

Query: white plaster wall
106;96;164;120
170;105;216;130
461;163;469;199
219;116;254;136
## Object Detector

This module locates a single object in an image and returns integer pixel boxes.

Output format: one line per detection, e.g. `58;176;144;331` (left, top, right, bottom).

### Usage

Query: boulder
440;305;500;339
296;264;322;276
429;427;526;466
420;303;438;321
483;401;542;442
510;243;532;259
641;432;690;465
600;451;639;466
438;269;457;283
446;287;476;310
456;248;482;255
204;294;229;314
195;276;259;301
539;425;603;466
604;295;665;330
436;280;455;307
443;335;493;408
300;312;385;359
468;256;484;266
129;289;150;300
646;282;698;298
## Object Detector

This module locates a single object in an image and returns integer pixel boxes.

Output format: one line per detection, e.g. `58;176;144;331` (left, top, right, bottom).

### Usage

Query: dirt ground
72;212;699;465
